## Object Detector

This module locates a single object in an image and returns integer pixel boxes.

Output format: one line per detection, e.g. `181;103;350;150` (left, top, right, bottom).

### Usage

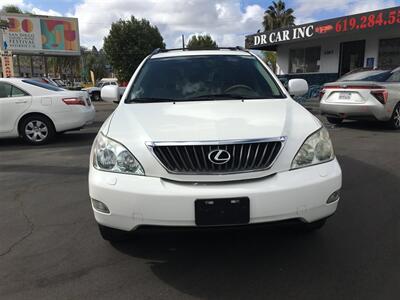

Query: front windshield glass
126;55;284;103
339;70;392;82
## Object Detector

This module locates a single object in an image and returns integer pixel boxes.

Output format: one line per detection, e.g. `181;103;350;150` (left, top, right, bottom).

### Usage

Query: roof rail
149;46;249;57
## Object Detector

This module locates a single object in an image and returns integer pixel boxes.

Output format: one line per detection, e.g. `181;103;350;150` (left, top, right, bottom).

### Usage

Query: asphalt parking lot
1;102;399;300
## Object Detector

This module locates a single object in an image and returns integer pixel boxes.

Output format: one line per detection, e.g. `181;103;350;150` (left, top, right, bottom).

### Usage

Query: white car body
0;78;95;140
89;49;342;234
320;68;400;128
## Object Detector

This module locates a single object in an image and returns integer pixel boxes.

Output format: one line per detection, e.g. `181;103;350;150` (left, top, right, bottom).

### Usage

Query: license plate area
338;92;352;100
195;197;250;226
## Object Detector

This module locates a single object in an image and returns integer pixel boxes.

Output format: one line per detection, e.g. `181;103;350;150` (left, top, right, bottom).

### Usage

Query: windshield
126;55;284;103
22;79;64;91
339;70;392;82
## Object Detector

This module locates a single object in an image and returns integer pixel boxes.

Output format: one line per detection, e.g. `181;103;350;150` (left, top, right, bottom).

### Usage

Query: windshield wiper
184;93;245;100
127;97;176;103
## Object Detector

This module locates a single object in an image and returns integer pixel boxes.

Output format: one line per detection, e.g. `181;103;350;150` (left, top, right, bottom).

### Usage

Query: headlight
92;133;144;175
291;127;334;169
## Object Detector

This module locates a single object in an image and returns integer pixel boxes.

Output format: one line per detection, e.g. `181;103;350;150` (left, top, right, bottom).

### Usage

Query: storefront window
378;38;400;69
289;47;321;73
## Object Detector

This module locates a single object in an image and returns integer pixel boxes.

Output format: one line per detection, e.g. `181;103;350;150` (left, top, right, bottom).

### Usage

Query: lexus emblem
208;149;231;165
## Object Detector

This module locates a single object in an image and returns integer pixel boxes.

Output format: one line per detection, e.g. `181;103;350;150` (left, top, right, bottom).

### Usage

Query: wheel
98;224;131;242
326;117;343;125
20;115;55;145
91;92;101;102
297;218;327;232
388;103;400;129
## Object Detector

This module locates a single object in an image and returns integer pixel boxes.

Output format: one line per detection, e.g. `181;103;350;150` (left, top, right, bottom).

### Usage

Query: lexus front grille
147;137;285;175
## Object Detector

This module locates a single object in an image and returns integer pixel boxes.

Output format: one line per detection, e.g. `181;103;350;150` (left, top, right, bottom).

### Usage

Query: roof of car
150;48;252;59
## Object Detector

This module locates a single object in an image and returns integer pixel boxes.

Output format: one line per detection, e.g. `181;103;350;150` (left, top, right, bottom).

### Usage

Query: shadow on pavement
109;155;400;299
332;119;396;133
0;131;97;150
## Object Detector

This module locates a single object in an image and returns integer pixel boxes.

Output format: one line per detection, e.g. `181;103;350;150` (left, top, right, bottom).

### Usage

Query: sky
1;0;399;49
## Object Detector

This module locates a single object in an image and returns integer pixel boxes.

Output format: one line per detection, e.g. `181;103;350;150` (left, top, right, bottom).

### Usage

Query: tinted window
0;82;12;98
127;55;284;102
338;70;391;82
386;71;400;82
22;79;64;91
0;82;29;98
11;85;29;97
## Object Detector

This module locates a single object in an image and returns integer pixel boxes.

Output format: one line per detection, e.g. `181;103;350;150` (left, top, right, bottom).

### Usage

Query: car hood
107;99;296;141
104;98;321;181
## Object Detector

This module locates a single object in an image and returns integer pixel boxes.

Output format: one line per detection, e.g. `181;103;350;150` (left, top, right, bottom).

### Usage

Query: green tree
103;16;165;82
0;5;24;29
262;1;295;72
1;5;24;14
186;34;218;50
263;1;295;31
263;51;277;72
82;46;109;82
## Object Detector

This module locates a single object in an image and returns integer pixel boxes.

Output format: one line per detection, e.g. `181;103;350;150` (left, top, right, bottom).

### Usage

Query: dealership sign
246;6;400;49
1;14;80;56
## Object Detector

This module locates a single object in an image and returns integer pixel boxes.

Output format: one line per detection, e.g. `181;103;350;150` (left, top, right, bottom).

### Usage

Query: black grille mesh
151;141;282;174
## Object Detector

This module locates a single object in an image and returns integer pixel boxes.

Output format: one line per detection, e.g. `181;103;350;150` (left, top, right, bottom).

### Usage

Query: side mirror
288;79;308;97
101;85;120;103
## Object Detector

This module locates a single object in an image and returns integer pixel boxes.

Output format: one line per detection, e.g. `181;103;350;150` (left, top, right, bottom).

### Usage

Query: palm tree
263;1;295;31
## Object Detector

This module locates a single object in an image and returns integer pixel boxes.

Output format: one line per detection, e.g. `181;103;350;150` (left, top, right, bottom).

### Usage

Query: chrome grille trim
146;137;286;175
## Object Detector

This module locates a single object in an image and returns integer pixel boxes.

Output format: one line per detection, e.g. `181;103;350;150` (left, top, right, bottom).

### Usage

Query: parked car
320;68;400;128
0;78;95;144
82;78;124;101
89;48;342;242
52;78;68;89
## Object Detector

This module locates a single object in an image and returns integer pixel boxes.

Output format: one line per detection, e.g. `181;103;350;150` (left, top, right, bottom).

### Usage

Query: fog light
91;199;110;214
327;190;340;204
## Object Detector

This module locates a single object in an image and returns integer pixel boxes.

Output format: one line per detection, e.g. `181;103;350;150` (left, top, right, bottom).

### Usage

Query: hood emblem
208;149;231;165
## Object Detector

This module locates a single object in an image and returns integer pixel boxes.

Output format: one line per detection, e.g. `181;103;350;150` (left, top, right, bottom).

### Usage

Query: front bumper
89;159;342;231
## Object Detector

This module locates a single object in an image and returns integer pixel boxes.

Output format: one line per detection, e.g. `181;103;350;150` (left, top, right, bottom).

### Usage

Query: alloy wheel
394;106;400;128
25;120;49;142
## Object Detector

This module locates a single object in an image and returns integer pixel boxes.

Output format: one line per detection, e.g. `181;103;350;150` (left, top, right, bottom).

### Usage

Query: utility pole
182;34;185;50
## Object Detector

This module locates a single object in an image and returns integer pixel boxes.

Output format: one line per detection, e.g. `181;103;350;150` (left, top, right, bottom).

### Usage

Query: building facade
246;6;400;94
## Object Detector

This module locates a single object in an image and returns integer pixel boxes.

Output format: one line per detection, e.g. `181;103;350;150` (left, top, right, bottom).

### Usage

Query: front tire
388;103;400;129
20;115;55;145
326;117;343;125
91;92;101;102
98;224;131;242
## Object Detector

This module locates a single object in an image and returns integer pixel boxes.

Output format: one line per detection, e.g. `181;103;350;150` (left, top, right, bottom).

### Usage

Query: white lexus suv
89;48;342;241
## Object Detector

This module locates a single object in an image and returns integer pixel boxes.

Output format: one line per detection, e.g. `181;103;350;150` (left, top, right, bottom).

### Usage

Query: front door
0;82;32;133
339;40;366;76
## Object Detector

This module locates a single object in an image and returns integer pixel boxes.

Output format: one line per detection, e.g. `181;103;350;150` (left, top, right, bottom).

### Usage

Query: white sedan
0;78;95;144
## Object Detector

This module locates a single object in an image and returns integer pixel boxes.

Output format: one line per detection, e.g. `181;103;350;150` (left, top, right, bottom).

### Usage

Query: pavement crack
0;189;34;258
0;178;85;257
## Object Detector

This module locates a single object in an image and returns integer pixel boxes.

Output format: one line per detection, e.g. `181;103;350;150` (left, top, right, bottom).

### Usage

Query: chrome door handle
15;100;27;104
